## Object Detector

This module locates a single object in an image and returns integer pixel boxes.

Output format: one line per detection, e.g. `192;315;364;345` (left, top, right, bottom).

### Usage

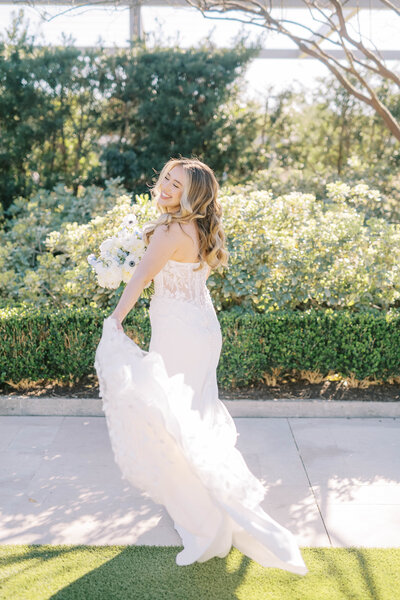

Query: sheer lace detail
153;259;212;307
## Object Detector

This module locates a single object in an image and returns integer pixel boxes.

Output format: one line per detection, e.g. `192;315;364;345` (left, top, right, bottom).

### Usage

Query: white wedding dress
94;258;308;575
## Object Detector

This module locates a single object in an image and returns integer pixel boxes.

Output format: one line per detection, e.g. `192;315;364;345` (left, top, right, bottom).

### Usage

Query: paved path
0;414;399;548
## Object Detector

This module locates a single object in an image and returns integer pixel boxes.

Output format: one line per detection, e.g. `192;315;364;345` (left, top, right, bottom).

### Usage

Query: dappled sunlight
289;418;400;549
315;474;400;504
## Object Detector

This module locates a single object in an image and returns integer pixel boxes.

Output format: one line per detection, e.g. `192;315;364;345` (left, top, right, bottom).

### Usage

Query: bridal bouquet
87;213;153;296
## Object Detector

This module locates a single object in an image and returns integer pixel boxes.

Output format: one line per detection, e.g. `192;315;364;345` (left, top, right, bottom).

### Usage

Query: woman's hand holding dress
110;315;124;332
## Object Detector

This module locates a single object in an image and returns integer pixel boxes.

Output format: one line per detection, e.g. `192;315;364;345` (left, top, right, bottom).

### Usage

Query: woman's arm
110;223;181;325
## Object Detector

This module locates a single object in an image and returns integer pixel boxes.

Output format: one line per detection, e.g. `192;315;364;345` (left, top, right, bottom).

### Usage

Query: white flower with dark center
121;213;137;227
121;253;138;283
88;218;149;290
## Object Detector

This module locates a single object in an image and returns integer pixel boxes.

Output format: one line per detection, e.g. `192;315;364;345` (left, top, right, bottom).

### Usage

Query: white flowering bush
34;193;157;308
246;164;400;223
1;178;400;313
0;178;127;304
0;184;157;308
208;180;400;312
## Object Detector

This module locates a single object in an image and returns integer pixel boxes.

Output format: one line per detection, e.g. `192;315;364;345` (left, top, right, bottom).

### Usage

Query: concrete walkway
0;409;399;548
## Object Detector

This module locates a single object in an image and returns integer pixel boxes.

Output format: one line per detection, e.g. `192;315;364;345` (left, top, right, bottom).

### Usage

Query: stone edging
0;395;399;418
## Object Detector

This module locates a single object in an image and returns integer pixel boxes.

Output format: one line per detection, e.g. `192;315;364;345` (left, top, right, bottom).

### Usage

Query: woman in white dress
94;157;308;575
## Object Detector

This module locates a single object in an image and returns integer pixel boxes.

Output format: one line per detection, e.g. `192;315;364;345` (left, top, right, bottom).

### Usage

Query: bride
94;157;308;575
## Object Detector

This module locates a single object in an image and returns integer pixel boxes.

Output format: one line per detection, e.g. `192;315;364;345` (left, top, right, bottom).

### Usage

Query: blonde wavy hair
142;157;229;272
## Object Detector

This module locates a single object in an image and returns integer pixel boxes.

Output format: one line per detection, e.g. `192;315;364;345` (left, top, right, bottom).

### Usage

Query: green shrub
0;179;129;304
1;306;399;388
0;13;259;210
2;180;400;313
0;304;150;382
218;308;400;386
211;181;400;312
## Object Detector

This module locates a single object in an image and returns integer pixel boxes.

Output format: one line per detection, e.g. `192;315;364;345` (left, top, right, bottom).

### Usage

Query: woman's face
158;165;185;213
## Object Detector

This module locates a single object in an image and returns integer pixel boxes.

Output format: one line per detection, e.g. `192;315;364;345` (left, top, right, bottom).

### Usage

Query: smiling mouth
160;192;171;199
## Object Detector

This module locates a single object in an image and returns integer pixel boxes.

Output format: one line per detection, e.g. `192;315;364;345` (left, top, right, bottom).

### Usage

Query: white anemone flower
88;222;149;290
121;213;137;227
121;253;138;283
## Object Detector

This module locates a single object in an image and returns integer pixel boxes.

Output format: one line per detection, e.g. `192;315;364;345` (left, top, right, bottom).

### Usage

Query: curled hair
142;157;229;272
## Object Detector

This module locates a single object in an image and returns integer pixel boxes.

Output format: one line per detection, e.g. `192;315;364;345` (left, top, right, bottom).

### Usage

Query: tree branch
330;0;400;87
378;0;400;17
185;0;400;141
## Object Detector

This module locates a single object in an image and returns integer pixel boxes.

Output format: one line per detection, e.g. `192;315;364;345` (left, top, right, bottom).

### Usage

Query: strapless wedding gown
94;258;308;575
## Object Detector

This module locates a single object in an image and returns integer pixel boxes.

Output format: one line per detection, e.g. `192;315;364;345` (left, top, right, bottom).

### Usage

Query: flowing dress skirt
94;295;308;575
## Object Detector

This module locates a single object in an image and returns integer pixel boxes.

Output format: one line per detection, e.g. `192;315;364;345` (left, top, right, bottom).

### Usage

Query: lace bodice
152;259;212;307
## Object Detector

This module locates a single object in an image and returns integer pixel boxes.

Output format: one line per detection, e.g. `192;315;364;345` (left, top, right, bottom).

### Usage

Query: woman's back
168;221;201;264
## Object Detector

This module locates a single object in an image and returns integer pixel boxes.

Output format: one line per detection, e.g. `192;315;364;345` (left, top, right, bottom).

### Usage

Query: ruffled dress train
94;259;308;575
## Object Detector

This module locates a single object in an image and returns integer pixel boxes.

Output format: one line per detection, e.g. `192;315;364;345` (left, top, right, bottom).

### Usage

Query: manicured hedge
217;308;400;387
1;306;400;389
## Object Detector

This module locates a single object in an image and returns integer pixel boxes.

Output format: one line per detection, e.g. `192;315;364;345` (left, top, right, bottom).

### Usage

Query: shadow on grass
308;547;383;600
2;544;398;600
47;544;255;600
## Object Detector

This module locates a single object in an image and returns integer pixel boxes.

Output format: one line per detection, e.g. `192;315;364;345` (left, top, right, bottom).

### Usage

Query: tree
0;11;260;211
0;12;105;211
98;43;259;190
185;0;400;141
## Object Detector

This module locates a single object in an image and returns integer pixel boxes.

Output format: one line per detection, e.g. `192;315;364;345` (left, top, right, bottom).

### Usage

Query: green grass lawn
1;546;399;600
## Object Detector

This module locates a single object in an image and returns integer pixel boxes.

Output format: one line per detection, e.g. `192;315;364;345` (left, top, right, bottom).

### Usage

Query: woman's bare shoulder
165;220;201;261
156;220;197;241
178;220;198;235
153;221;183;238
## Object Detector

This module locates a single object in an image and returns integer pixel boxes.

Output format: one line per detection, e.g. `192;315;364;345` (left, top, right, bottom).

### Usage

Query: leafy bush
210;181;400;312
8;190;157;308
0;179;128;303
0;13;259;211
98;43;259;190
245;163;400;224
2;179;400;313
217;307;400;386
244;76;400;221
